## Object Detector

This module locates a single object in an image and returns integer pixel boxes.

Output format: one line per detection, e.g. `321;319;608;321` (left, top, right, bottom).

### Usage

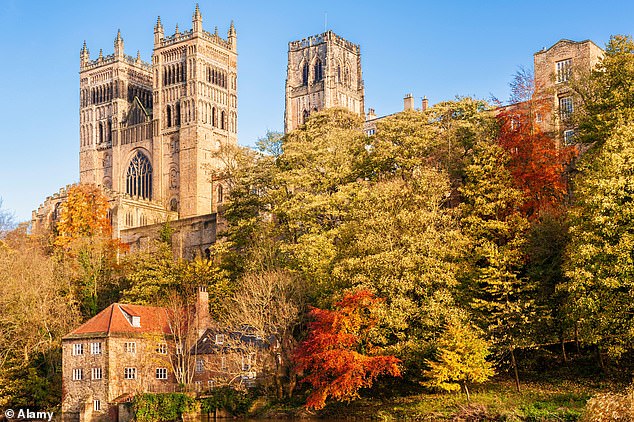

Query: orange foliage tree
55;184;112;248
293;289;401;410
497;101;576;218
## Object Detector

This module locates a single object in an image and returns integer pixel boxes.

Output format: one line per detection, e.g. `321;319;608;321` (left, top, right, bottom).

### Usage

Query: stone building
532;39;603;143
33;5;236;258
61;303;175;421
285;31;364;132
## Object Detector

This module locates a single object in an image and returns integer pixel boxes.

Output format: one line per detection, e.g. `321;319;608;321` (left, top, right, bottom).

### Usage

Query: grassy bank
255;375;625;421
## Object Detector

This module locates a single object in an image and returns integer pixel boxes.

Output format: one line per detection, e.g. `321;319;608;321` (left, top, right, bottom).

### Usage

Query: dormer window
132;316;141;327
215;334;225;345
120;306;141;327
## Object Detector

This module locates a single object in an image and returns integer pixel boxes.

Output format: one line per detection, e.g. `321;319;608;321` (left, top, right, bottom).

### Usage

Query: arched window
217;185;224;204
302;109;309;124
302;62;309;86
212;107;217;127
314;59;323;82
126;151;153;200
337;64;342;84
99;122;104;143
221;111;226;130
175;103;181;126
166;105;172;128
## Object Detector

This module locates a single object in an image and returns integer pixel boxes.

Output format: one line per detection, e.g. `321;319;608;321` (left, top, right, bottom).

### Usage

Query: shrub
581;388;634;422
133;393;195;422
200;386;253;416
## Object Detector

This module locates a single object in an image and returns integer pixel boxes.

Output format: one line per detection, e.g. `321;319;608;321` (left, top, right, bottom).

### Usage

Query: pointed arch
314;58;323;82
126;150;153;200
301;60;309;86
221;110;226;130
166;105;172;128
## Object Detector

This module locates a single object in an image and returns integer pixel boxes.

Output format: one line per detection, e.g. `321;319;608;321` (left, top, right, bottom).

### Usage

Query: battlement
288;30;360;53
82;53;151;72
156;27;232;50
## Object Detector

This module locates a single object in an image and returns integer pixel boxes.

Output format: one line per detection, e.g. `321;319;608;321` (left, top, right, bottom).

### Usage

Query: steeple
193;4;202;34
228;21;236;51
154;16;164;46
80;40;90;67
98;48;103;62
114;29;124;57
175;23;180;36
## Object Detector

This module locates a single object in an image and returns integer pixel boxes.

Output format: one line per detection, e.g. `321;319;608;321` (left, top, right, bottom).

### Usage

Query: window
156;343;168;354
314;59;323;82
91;342;101;355
217;185;223;204
124;367;137;379
301;62;309;86
556;58;572;83
208;380;215;389
72;368;83;381
564;129;575;145
242;353;255;371
559;97;573;119
196;359;204;373
156;368;168;380
124;342;136;354
195;380;202;391
215;334;225;345
94;400;101;412
221;356;227;371
92;368;102;380
126;151;153;200
535;112;542;123
73;344;84;356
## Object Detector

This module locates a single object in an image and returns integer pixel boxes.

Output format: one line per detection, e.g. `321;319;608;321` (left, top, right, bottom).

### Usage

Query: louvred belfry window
126;151;153;200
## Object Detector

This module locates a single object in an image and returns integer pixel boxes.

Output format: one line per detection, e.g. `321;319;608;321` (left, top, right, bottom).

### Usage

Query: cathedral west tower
285;31;364;132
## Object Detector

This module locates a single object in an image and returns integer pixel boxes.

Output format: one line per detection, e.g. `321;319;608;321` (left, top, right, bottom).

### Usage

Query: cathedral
33;6;239;258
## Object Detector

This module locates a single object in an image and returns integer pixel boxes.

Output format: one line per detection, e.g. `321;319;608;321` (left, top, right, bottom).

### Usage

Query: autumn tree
53;184;125;318
223;270;305;398
563;123;634;360
459;137;531;392
0;198;15;238
293;289;401;410
424;318;494;401
0;228;80;408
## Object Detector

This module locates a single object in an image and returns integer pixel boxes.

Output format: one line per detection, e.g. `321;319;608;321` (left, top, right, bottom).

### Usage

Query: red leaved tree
293;289;401;410
497;72;577;218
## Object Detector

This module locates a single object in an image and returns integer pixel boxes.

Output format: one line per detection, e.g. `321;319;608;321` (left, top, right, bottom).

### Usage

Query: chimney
366;108;376;120
422;96;429;111
403;93;415;111
195;286;211;336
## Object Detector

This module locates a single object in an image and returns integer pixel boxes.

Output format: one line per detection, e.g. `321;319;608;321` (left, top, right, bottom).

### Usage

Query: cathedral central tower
285;31;364;132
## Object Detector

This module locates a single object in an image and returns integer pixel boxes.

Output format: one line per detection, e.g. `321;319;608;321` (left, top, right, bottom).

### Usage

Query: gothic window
166;105;172;128
126;151;153;200
337;64;341;84
221;111;226;130
107;120;112;143
302;109;309;124
302;62;309;86
344;67;350;87
175;103;181;126
99;122;104;143
314;59;323;82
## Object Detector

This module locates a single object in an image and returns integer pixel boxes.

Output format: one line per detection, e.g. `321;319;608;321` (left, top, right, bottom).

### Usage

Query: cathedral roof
63;303;171;339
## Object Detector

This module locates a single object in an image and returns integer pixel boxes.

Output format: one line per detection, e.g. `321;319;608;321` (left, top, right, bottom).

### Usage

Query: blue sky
0;0;632;222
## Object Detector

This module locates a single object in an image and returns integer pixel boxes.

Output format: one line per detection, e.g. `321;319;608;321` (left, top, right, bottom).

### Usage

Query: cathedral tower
285;31;364;132
152;6;238;217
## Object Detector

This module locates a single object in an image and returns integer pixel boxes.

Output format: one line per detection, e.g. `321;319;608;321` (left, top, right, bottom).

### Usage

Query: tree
424;318;494;401
223;270;305;399
563;123;634;360
293;290;401;410
459;137;531;392
0;229;80;408
0;198;15;238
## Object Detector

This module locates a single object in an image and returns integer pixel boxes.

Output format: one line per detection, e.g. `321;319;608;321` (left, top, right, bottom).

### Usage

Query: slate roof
193;327;269;355
63;303;171;339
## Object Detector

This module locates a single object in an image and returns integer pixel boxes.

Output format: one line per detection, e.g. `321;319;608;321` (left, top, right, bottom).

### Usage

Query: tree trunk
463;382;470;402
560;332;567;363
574;322;581;354
597;345;605;370
510;347;521;392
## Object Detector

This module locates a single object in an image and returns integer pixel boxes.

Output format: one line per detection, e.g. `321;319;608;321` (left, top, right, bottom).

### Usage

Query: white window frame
156;343;168;354
91;342;102;355
564;129;575;145
156;367;168;380
91;367;102;380
215;334;224;345
559;97;574;119
556;58;572;83
196;359;204;373
124;367;137;380
124;342;136;354
73;343;84;356
72;368;83;381
93;400;101;411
